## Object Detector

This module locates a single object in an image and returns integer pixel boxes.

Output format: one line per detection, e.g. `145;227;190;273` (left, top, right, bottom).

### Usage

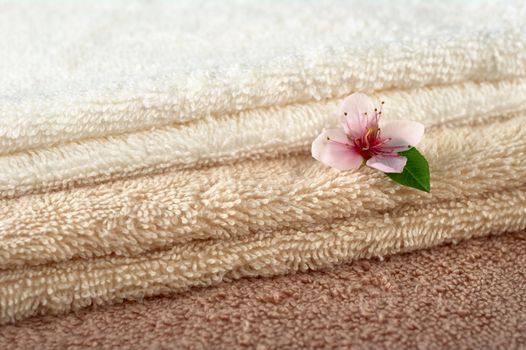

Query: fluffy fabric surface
1;0;526;327
3;78;526;198
1;232;525;350
2;112;526;322
1;1;525;155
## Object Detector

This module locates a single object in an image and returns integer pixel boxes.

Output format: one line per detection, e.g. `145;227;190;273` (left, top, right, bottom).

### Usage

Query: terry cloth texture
1;232;525;350
1;0;526;325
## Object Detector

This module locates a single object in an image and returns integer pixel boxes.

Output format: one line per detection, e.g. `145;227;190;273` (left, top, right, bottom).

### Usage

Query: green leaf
385;147;430;193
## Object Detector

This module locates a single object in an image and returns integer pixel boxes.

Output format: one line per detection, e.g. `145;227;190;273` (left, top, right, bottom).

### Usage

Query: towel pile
1;0;526;324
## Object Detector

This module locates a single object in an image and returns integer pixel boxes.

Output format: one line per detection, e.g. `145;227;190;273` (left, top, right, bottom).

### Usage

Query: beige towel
1;232;524;349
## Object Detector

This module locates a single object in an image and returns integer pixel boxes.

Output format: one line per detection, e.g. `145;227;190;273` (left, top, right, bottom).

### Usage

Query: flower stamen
362;128;373;150
326;136;351;148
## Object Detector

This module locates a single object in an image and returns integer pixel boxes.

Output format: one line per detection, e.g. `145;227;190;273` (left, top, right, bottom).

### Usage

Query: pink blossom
311;92;424;173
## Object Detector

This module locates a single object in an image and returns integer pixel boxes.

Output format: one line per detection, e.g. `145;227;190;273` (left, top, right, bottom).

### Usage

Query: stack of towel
1;0;525;327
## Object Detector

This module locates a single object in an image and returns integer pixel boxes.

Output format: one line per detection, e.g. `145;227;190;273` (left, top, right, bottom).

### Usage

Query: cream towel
1;1;526;155
2;79;526;198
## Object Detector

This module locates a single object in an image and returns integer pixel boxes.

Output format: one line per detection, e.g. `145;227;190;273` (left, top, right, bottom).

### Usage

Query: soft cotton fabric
0;0;526;325
1;232;524;350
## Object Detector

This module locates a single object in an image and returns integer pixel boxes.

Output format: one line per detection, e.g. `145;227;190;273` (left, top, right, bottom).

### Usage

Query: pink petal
311;129;363;170
381;120;425;151
366;154;407;173
341;92;376;138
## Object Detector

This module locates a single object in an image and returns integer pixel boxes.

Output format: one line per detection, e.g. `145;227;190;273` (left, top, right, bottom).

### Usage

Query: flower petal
311;129;363;170
366;154;407;173
381;120;425;151
341;92;376;138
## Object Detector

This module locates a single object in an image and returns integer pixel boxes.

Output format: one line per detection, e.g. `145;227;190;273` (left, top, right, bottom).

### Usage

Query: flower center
351;127;391;160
